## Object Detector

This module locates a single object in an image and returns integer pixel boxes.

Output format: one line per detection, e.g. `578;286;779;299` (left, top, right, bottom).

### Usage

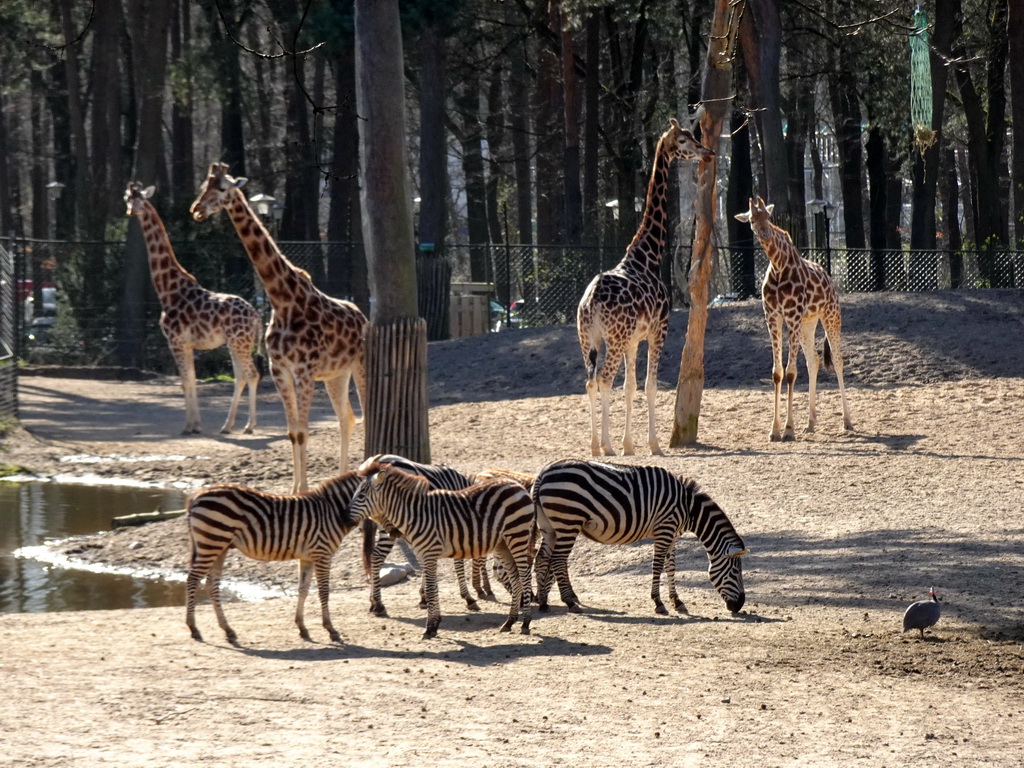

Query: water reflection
0;480;186;613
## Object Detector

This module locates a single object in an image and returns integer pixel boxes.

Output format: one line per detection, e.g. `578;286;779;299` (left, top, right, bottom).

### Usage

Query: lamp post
248;193;280;235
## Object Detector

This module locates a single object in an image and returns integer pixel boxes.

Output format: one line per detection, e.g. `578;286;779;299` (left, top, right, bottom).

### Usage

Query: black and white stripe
185;471;362;644
360;454;495;614
532;459;748;614
351;462;535;639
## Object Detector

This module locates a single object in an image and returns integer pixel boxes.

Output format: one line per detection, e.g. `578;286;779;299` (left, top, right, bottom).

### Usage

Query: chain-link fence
6;237;1023;373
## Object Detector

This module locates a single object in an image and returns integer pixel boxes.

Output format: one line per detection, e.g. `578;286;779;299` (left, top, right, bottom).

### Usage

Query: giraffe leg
271;364;308;493
586;376;602;456
620;342;639;455
324;372;356;472
800;318;820;433
597;343;625;456
782;321;801;441
170;341;202;434
766;312;785;441
220;340;250;434
824;315;854;431
645;332;665;456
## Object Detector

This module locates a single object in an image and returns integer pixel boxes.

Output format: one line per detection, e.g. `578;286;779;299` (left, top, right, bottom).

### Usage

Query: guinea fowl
902;587;941;638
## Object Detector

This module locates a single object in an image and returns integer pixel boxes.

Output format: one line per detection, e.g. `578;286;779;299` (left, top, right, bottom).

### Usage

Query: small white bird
902;587;942;639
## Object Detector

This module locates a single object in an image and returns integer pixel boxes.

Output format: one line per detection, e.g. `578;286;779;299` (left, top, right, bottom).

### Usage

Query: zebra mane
679;475;747;553
378;465;431;494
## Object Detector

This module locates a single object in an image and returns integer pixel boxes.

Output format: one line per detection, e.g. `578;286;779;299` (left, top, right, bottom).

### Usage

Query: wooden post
670;0;745;447
363;317;430;463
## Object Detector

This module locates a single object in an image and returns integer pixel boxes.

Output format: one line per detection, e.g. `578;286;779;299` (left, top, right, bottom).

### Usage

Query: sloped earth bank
2;290;1023;767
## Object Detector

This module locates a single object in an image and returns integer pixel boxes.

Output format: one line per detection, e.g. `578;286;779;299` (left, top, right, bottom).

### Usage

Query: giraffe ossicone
124;181;262;436
577;119;714;457
189;163;368;493
735;196;853;441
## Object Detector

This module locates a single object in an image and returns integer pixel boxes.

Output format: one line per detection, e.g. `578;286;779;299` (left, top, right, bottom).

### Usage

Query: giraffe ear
669;117;681;130
734;210;752;223
232;177;248;189
142;186;156;199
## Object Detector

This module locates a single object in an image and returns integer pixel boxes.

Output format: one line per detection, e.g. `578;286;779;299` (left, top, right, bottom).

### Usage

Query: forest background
0;0;1022;369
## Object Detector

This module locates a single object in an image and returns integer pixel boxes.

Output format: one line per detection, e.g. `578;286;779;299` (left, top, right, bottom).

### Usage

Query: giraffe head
124;182;156;217
190;162;248;222
733;196;776;238
665;118;715;163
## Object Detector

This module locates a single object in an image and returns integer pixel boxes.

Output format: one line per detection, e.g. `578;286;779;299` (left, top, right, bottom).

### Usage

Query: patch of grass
0;462;29;478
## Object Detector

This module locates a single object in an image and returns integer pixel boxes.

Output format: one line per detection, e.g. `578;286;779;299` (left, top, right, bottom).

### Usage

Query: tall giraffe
578;119;714;456
189;163;368;492
734;196;853;441
124;182;261;435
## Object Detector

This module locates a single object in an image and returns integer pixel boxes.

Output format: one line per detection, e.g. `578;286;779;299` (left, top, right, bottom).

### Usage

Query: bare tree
355;0;430;462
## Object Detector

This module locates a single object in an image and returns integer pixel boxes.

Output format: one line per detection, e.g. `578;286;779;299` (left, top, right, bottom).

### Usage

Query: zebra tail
822;337;834;372
360;518;377;578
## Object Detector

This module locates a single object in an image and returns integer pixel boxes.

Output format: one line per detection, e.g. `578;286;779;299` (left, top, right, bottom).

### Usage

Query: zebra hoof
327;629;342;643
466;601;481;612
190;629;203;642
674;601;688;614
499;622;513;633
299;628;312;642
566;602;583;614
370;603;388;617
654;603;668;615
422;627;438;640
538;603;550;613
520;622;531;635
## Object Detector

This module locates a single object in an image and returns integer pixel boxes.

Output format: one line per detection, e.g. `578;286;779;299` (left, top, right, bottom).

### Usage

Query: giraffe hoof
769;432;782;442
782;432;796;442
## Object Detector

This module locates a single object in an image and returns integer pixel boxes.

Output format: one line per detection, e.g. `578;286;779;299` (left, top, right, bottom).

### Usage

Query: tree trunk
458;69;489;279
740;0;789;227
88;0;123;235
509;4;533;246
671;0;741;447
942;147;963;287
535;10;562;245
416;25;450;339
119;0;171;369
560;8;582;245
170;0;193;212
726;109;755;298
582;11;600;246
327;44;365;307
866;126;889;290
1008;0;1024;247
355;0;429;463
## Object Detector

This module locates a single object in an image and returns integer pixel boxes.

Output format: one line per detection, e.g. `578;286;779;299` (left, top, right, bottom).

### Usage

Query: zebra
360;454;495;614
351;461;536;639
531;459;748;615
185;471;363;644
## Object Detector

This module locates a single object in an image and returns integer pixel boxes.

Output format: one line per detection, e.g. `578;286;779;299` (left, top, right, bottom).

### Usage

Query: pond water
0;479;187;613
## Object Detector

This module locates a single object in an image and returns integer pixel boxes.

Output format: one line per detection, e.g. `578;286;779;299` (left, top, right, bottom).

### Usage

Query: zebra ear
726;545;749;558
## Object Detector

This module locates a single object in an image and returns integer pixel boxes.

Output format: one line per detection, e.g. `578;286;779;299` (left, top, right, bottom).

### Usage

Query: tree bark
355;0;429;463
416;24;451;339
671;0;742;447
560;7;582;245
119;0;171;369
1008;0;1024;246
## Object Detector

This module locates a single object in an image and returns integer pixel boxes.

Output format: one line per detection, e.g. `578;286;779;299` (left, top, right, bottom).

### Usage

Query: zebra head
350;462;429;530
682;479;749;613
707;543;747;613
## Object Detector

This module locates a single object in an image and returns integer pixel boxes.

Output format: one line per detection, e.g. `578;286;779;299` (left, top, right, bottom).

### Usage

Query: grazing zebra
352;461;535;639
185;471;362;644
532;459;748;615
359;454;494;614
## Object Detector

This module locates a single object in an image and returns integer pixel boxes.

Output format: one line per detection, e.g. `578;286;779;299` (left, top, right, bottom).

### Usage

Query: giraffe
189;163;367;493
734;196;853;441
124;182;262;435
578;118;714;456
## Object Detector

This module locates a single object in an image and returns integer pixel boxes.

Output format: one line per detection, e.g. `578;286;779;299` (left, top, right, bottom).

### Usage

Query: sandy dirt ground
1;289;1023;767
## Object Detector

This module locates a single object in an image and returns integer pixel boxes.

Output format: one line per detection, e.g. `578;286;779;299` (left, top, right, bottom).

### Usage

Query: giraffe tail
822;337;835;372
586;347;598;381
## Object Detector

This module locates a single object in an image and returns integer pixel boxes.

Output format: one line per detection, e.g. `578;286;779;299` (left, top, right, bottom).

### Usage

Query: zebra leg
472;556;495;599
664;540;687;613
206;551;236;643
492;542;526;634
533;529;555;612
295;559;314;641
452;560;481;612
369;534;396;616
421;557;442;640
650;536;673;615
314;556;341;643
185;569;205;641
549;530;583;611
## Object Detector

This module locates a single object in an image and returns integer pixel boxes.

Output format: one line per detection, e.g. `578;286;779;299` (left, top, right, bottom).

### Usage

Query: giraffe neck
224;188;312;302
761;225;802;273
137;200;198;299
622;137;673;273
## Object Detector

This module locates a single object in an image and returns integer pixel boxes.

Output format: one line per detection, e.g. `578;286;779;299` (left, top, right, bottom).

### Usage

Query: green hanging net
909;5;935;155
